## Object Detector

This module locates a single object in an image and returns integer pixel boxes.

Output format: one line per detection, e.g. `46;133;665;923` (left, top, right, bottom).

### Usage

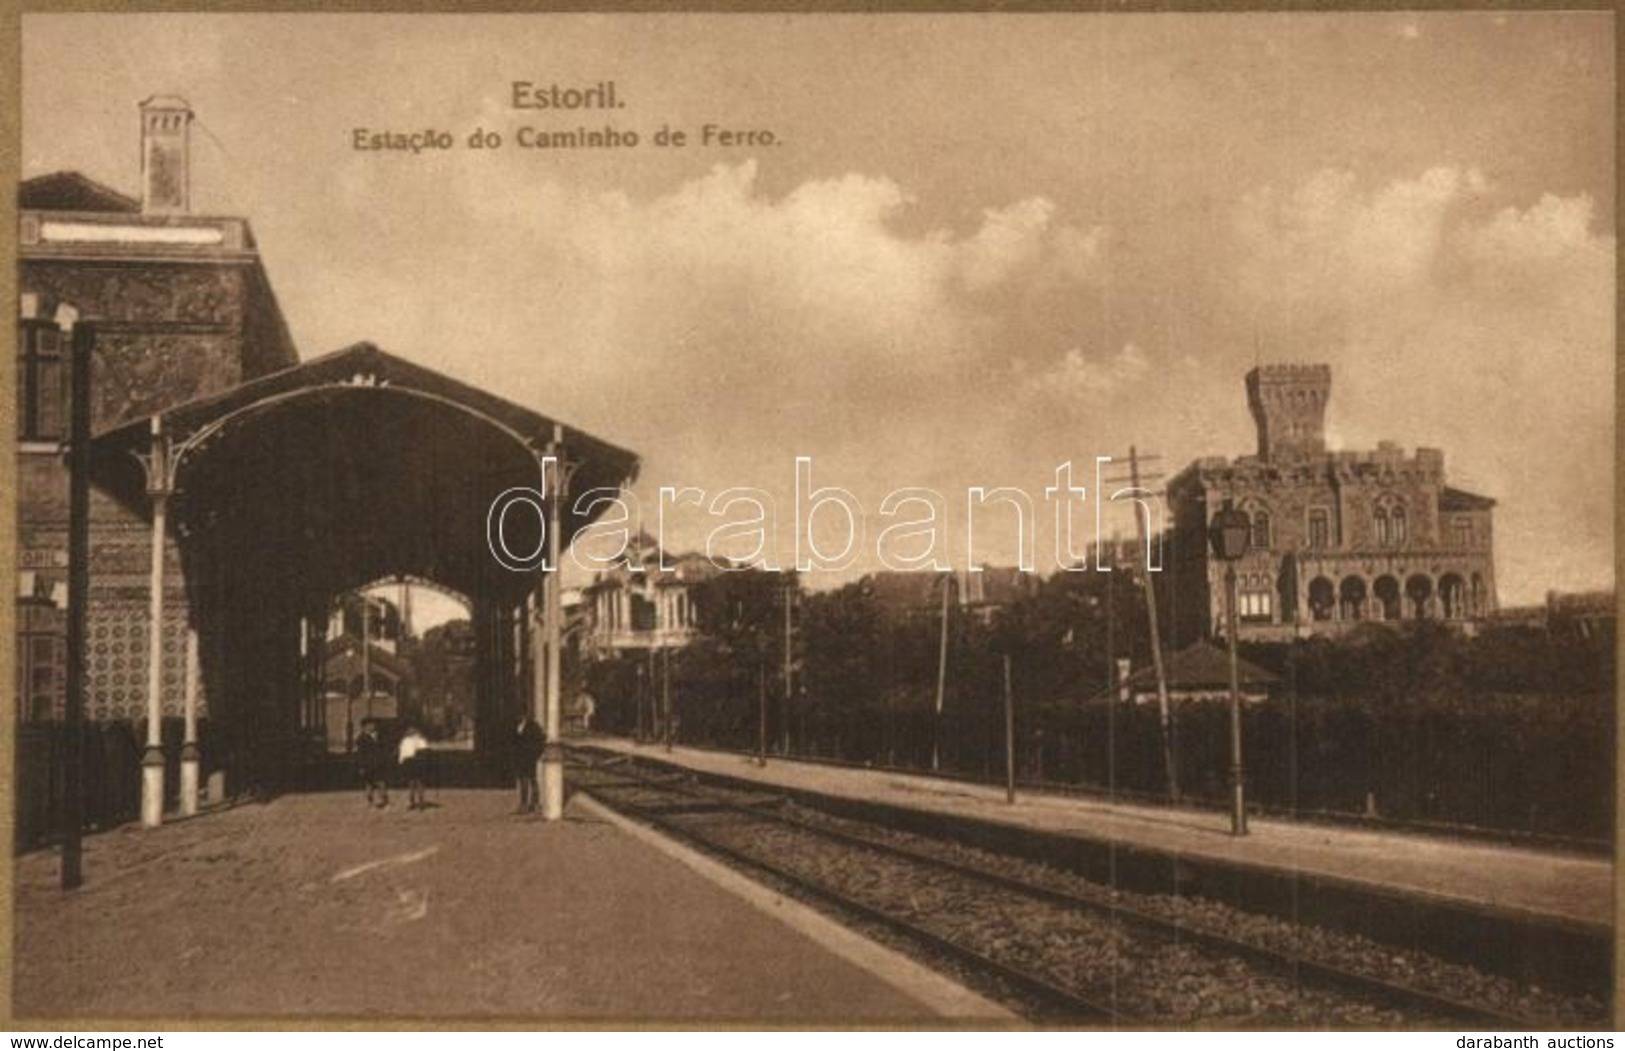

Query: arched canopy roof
90;342;640;611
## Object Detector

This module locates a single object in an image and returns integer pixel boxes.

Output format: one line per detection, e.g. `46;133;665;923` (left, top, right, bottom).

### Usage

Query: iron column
62;322;94;888
1207;499;1251;837
540;425;566;820
180;628;200;816
140;418;173;829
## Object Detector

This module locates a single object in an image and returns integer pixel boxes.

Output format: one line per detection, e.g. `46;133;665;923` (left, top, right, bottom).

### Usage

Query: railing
14;722;143;853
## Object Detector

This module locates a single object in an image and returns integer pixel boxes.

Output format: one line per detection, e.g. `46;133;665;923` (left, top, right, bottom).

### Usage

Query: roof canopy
91;342;640;611
1123;641;1281;693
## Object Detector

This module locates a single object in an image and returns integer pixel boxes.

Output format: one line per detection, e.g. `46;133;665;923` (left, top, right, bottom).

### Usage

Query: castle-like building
1166;365;1497;643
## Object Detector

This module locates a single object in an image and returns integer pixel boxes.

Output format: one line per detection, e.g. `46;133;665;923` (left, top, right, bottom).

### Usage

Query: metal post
540;425;566;821
361;596;372;722
141;419;170;829
647;644;656;743
780;582;792;756
180;628;200;816
62;322;94;889
1225;563;1248;836
662;644;672;753
756;656;767;768
633;660;646;743
932;573;950;771
1002;653;1016;805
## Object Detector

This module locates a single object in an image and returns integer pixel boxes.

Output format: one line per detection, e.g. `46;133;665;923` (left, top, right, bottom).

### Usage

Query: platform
12;788;1003;1022
586;738;1614;932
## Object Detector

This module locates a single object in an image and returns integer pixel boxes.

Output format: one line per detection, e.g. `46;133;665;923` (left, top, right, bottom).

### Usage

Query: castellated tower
1246;363;1332;462
139;95;193;215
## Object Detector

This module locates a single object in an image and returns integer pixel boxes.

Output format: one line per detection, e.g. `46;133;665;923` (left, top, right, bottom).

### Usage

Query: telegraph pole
1103;448;1180;802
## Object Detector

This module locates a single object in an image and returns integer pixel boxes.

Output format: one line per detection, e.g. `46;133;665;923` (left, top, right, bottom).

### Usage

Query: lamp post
1207;499;1251;836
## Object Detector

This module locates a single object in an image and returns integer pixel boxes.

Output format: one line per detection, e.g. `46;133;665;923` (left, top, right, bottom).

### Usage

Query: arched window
1308;508;1331;550
1251;510;1271;551
1375;495;1407;546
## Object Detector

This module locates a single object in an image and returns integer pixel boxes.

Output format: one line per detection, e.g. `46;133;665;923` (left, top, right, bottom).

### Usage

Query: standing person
357;719;388;808
513;714;545;814
398;724;430;811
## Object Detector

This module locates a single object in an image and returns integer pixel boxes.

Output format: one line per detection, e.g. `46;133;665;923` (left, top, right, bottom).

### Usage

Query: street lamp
1207;498;1251;836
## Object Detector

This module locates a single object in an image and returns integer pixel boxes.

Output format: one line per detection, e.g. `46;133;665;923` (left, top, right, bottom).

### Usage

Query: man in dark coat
513;715;545;814
357;719;388;808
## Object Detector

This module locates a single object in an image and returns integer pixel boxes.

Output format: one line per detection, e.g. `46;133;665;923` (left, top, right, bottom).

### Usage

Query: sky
21;12;1616;610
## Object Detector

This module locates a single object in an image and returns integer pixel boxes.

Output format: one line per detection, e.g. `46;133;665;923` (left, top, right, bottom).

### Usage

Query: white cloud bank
312;159;1611;600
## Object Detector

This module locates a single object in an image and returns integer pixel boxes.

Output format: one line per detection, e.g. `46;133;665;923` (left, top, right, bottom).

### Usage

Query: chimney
139;95;193;214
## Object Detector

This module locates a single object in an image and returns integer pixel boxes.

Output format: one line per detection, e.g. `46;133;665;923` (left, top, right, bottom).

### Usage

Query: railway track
571;750;1572;1027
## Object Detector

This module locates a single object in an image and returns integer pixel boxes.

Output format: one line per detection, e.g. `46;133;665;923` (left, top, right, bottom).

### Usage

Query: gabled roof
862;570;952;612
1123;641;1280;692
323;638;410;681
20;171;139;213
1440;486;1496;512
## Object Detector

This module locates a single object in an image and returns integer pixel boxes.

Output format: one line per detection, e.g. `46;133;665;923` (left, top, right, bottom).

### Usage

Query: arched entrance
1405;574;1434;620
1373;575;1401;621
1338;576;1367;621
1439;573;1467;619
89;344;638;821
1308;576;1335;622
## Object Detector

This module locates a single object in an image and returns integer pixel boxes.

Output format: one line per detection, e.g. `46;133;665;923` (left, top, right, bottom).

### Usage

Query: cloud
294;157;1612;599
1232;166;1484;314
355;161;1125;570
1017;342;1151;401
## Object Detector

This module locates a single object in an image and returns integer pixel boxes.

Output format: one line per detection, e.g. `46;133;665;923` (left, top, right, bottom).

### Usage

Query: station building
17;97;300;730
15;97;636;832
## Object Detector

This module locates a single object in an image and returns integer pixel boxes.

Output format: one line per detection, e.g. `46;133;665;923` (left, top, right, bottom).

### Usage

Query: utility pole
62;322;94;889
1103;448;1179;802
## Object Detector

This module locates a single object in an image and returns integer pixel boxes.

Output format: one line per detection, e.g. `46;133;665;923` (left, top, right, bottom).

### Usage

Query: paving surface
12;789;962;1023
590;738;1614;930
